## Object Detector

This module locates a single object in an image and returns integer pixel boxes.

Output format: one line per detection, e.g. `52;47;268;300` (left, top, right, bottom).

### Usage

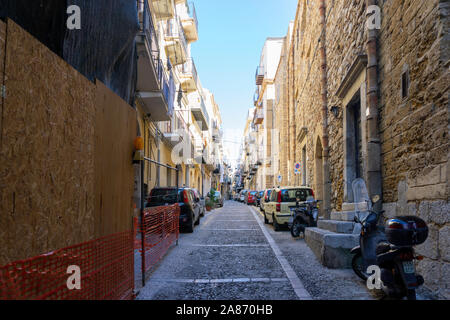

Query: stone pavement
136;201;375;300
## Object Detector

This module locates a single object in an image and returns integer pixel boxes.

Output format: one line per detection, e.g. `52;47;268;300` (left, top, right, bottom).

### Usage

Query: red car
245;191;258;205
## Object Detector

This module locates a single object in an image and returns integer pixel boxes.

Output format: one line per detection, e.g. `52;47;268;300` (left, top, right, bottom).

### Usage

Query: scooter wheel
291;220;302;238
352;252;369;281
406;289;416;300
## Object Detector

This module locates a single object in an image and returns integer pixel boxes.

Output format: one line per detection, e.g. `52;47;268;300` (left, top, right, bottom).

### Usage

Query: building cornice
336;54;368;100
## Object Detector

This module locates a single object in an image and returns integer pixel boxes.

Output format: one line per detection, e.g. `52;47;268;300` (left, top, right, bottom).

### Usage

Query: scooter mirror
372;195;380;204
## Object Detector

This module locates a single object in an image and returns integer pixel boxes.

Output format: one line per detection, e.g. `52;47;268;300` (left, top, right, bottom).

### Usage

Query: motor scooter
289;194;319;238
375;216;428;300
350;179;429;300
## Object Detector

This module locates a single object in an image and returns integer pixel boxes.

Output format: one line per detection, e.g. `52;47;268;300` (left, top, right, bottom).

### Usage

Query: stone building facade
275;0;449;298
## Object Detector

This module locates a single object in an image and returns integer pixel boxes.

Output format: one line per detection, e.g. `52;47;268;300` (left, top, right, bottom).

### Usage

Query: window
302;146;307;186
280;189;313;202
402;68;410;99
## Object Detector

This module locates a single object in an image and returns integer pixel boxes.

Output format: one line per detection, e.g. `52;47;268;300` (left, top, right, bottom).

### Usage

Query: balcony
161;112;186;148
253;109;264;125
181;2;199;43
164;18;188;66
189;93;209;131
255;66;265;85
150;0;175;20
137;1;175;121
177;58;198;93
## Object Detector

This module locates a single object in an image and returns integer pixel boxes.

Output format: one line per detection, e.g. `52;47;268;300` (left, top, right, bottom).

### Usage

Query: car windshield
281;189;313;202
250;191;257;195
148;189;180;204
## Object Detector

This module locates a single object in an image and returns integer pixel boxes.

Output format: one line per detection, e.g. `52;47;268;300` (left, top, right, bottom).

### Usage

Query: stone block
411;165;442;187
429;201;450;225
305;228;359;269
416;225;439;260
439;226;450;262
416;258;442;294
382;202;397;219
407;184;446;201
317;220;355;234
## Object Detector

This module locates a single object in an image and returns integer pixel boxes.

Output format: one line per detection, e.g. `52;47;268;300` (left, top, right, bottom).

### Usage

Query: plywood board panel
0;20;96;265
0;20;5;146
94;81;136;238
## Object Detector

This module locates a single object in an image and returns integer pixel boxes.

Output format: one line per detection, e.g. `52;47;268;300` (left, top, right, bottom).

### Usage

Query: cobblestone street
137;201;375;300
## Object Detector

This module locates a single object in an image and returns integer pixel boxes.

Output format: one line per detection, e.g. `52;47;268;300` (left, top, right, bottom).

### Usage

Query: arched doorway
315;136;324;213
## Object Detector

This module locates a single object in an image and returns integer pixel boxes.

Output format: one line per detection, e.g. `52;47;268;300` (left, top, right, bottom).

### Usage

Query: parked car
245;191;258;205
215;191;224;207
256;191;264;207
193;188;206;217
260;189;273;212
146;187;202;233
239;190;247;202
263;187;315;231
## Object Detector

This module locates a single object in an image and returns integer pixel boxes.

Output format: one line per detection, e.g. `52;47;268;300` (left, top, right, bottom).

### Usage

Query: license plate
403;261;415;274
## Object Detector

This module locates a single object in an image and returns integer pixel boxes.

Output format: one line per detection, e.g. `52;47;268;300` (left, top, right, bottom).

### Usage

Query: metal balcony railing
194;93;210;126
187;2;198;31
140;0;163;81
165;17;188;58
179;58;198;84
255;66;265;85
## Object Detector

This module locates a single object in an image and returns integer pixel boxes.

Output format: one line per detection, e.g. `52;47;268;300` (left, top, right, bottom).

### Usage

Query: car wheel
264;213;269;224
273;213;281;232
186;215;195;233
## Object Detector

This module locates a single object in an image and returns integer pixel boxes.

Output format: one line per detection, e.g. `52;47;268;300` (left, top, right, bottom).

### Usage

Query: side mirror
372;195;380;204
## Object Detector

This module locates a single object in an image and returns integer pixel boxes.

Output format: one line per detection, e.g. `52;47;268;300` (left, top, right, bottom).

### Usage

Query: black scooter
376;216;428;300
289;195;319;238
351;196;429;300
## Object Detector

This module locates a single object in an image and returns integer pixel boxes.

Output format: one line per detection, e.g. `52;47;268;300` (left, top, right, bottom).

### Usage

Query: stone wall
378;0;449;299
280;0;448;297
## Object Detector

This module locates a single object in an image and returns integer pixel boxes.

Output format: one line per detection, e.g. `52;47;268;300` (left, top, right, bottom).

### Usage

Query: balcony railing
165;17;188;65
182;58;198;84
190;93;210;131
255;66;265;85
136;0;175;121
187;2;199;31
254;109;264;125
177;58;198;92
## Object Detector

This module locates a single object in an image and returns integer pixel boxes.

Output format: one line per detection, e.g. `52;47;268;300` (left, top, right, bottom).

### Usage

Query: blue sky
190;0;298;163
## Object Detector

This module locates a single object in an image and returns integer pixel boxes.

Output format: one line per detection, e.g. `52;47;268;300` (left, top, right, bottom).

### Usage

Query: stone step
331;210;370;222
317;220;355;234
305;227;359;269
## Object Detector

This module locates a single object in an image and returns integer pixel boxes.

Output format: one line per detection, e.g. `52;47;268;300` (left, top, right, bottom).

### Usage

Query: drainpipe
366;0;382;210
319;0;331;219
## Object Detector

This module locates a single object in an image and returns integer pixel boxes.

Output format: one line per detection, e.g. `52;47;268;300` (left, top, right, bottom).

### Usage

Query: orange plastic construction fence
135;204;180;273
0;231;134;300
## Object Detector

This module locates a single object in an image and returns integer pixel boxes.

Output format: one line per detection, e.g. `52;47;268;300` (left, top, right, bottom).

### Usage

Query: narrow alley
137;201;374;300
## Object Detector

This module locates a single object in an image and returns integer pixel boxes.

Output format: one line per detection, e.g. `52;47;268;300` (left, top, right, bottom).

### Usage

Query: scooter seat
376;242;392;255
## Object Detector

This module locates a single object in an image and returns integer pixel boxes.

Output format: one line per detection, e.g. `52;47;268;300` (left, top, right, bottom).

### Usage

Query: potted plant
205;197;214;211
206;188;217;210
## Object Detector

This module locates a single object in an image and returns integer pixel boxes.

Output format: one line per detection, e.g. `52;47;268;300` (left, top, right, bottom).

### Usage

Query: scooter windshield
352;178;371;213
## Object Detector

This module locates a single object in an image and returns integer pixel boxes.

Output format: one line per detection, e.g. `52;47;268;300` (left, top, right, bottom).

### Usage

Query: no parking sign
294;162;301;175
